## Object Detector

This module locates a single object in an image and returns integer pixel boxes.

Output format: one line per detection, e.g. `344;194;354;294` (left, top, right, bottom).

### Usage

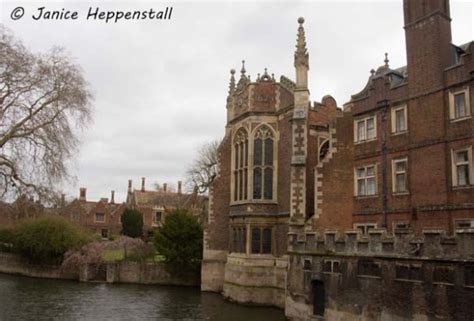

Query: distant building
60;188;125;238
126;177;207;236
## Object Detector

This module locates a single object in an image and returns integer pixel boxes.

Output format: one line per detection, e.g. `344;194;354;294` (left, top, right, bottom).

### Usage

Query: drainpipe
379;99;389;228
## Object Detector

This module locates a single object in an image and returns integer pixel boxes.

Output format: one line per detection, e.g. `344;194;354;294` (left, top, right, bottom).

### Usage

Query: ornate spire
384;52;389;67
228;69;236;94
240;60;246;78
294;17;309;68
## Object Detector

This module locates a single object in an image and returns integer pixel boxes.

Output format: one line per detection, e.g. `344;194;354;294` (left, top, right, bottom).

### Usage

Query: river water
0;274;285;321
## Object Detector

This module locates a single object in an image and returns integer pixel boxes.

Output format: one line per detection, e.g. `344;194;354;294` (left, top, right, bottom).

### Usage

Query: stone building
126;177;207;235
203;0;474;320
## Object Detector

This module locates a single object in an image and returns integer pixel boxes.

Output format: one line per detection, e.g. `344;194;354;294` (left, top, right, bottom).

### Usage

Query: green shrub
153;209;202;274
14;216;92;263
121;208;144;238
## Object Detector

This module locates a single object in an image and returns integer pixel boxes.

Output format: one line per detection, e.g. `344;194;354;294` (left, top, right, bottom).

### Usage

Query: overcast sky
1;0;473;203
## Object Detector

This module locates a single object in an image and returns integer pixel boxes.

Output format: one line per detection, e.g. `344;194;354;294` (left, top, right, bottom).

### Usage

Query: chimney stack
163;183;167;193
178;181;182;194
79;188;86;201
141;177;145;192
111;190;115;204
128;179;132;193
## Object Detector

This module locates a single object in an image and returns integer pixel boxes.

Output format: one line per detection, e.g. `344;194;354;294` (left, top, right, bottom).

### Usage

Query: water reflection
0;274;285;321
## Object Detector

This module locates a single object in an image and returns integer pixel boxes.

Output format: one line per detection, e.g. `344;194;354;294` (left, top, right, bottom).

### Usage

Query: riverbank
0;252;198;286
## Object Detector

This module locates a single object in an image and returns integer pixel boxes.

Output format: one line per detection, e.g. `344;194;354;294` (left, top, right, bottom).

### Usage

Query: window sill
433;282;454;287
354;195;379;199
452;185;474;191
230;200;278;206
450;116;471;123
354;138;377;145
391;130;408;136
395;279;423;283
392;191;410;196
357;275;381;280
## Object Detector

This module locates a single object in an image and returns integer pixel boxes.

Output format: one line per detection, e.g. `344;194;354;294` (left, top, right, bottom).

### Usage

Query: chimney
141;177;145;192
128;179;132;193
111;190;115;204
60;194;65;207
100;197;108;203
403;0;452;94
79;188;86;201
178;181;182;194
163;183;167;193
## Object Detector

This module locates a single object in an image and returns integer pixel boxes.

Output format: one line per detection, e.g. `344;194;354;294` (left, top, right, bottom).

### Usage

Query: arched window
233;129;248;201
253;126;274;200
319;139;330;162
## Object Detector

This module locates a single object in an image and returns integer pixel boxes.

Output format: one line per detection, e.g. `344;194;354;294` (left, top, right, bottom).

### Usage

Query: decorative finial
241;60;246;76
294;17;309;68
370;69;375;76
384;53;389;67
264;68;268;76
228;69;236;94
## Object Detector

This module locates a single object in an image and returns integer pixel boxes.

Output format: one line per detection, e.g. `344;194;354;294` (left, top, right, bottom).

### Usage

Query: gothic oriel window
253;126;274;200
233;129;248;201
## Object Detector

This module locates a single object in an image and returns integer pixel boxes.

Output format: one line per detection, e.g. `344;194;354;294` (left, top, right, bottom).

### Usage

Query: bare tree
0;26;92;201
186;139;219;194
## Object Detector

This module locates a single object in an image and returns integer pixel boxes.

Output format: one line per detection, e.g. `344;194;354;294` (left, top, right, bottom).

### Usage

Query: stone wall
106;261;199;286
0;252;77;280
0;252;199;287
223;253;287;308
285;229;474;321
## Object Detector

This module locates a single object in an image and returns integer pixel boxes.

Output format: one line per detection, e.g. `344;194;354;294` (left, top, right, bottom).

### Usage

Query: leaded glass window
253;126;274;200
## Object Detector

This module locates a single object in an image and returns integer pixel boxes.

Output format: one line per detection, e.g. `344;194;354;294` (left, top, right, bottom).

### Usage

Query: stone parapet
288;228;474;260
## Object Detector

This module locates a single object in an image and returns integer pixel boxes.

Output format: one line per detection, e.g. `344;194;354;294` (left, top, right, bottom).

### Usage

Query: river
0;273;285;321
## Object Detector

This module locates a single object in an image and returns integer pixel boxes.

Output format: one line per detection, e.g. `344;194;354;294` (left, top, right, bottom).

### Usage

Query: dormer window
354;116;376;143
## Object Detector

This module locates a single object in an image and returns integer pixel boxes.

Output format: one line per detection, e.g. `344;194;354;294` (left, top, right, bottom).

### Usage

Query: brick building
126;177;207;235
203;1;474;320
60;188;125;238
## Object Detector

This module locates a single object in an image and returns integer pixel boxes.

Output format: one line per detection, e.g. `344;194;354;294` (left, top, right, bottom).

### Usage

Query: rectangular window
355;116;376;142
454;219;474;229
465;265;474;287
251;228;261;254
322;260;341;274
153;211;162;225
392;158;408;193
251;227;272;254
449;88;471;121
395;264;423;282
391;105;408;133
95;213;105;223
355;165;377;196
357;259;381;277
452;147;473;187
433;266;454;285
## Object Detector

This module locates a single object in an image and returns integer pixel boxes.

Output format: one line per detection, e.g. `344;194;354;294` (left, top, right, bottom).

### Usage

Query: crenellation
290;228;474;260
